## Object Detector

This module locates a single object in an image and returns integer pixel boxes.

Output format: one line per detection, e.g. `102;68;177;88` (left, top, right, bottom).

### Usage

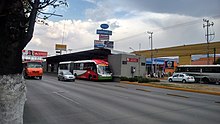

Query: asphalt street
24;74;220;124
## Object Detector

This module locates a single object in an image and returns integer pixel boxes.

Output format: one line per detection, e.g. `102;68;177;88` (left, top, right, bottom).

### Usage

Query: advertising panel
55;44;67;51
104;41;114;49
165;60;174;68
33;51;48;56
99;34;109;41
96;29;112;35
94;40;105;48
127;58;139;62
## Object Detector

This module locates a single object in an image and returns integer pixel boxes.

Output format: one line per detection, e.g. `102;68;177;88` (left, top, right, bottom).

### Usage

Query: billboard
55;44;67;51
96;29;112;35
99;34;109;41
104;41;114;49
94;40;105;48
165;60;174;68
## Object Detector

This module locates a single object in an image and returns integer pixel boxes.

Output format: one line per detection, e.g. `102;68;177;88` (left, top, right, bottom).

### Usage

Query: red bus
59;59;112;81
23;61;43;80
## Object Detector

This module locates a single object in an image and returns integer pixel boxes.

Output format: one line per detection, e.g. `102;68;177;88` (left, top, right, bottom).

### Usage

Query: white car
168;73;195;83
58;70;75;82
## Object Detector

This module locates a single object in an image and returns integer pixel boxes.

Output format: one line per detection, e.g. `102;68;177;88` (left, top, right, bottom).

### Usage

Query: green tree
215;58;220;64
0;0;67;123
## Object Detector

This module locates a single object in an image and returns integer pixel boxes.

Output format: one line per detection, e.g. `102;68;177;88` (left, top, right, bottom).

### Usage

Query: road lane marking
53;92;80;105
136;88;151;92
166;93;189;98
114;85;127;89
215;101;220;104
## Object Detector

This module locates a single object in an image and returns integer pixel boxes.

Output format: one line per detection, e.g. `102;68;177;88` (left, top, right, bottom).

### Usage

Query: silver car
58;70;75;82
168;73;195;83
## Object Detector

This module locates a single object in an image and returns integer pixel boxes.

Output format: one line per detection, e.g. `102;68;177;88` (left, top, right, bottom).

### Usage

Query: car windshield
63;71;72;75
27;62;42;68
97;65;111;74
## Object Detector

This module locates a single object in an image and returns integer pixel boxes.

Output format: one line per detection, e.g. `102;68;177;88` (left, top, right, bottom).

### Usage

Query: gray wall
108;54;146;78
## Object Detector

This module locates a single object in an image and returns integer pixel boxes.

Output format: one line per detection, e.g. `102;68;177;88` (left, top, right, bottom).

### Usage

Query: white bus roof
59;61;74;64
178;65;220;67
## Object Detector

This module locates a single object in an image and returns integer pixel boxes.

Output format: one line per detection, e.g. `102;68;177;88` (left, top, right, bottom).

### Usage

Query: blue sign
96;29;112;35
100;24;109;29
146;58;165;65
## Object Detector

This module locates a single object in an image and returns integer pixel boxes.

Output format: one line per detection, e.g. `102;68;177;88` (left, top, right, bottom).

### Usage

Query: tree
0;0;67;123
215;58;220;64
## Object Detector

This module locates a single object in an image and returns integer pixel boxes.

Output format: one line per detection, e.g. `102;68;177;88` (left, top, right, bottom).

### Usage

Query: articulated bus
23;61;43;79
176;65;220;83
59;59;112;81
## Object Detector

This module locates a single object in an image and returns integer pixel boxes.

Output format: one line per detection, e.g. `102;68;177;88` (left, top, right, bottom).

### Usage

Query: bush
120;76;129;81
138;78;150;83
128;77;138;82
149;78;160;82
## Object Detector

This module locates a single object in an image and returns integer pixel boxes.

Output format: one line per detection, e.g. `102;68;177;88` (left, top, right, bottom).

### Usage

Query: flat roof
45;49;111;63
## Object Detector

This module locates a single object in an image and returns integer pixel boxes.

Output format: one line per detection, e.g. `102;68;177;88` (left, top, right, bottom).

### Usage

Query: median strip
120;81;220;96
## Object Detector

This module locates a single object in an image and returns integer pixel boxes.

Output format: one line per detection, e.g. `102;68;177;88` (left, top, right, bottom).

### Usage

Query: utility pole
203;19;214;65
147;31;153;77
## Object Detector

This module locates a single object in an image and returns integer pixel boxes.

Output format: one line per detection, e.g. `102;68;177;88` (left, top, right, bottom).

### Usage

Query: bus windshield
97;65;111;74
27;62;42;68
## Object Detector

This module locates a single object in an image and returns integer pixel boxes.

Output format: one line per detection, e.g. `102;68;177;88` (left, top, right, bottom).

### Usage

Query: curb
120;81;220;96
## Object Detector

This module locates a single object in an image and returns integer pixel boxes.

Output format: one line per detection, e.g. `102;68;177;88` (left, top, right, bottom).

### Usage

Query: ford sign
100;24;109;29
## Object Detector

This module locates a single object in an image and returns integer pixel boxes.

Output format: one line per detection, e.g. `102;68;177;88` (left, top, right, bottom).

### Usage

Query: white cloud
25;10;220;56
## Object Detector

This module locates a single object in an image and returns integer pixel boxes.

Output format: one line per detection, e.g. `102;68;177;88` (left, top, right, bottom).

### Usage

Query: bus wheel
89;75;92;80
202;78;209;83
39;76;42;80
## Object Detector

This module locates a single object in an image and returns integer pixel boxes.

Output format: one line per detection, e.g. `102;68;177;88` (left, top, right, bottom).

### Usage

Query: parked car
58;70;75;82
168;73;195;83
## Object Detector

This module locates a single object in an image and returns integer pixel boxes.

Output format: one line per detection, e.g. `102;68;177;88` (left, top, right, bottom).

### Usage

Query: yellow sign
55;44;67;51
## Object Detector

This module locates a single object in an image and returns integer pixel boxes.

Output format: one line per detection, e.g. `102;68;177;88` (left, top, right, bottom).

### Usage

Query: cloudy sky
25;0;220;56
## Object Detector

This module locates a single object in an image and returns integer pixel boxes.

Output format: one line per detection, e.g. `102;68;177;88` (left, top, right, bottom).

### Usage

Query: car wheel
168;79;172;82
58;77;60;81
182;79;186;83
39;76;42;80
72;79;75;82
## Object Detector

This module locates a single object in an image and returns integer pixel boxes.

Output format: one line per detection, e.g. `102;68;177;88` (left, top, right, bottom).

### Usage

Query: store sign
94;40;104;48
100;24;109;29
33;51;48;56
96;29;112;35
55;44;67;51
99;34;109;41
104;41;114;49
127;58;139;62
22;50;47;57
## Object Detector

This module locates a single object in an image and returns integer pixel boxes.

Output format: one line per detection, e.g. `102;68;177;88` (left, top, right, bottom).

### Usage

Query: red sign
126;58;138;62
99;34;109;41
33;51;48;56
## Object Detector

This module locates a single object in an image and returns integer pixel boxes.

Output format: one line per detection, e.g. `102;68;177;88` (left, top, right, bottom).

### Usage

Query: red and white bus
59;59;112;81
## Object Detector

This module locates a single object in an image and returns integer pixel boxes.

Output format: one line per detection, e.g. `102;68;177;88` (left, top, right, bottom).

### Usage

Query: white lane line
53;92;80;105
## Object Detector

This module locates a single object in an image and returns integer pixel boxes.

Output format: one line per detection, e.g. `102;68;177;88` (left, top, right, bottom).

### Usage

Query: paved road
24;74;220;124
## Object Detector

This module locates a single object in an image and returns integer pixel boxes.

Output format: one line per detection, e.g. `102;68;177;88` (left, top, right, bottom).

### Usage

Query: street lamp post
147;31;153;77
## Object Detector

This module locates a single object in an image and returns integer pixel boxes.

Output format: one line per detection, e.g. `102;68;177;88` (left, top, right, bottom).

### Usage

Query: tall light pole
147;31;153;76
203;19;214;65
